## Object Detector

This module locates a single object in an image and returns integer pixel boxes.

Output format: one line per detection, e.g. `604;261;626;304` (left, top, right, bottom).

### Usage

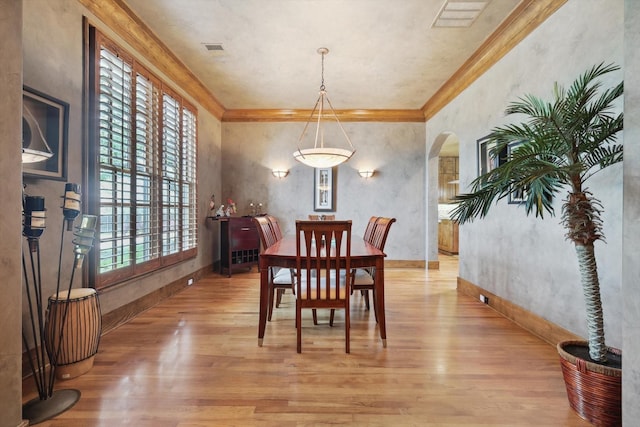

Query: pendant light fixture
293;47;355;168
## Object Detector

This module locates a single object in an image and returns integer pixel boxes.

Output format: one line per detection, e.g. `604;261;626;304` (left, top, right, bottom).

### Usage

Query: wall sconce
358;170;375;179
272;169;289;179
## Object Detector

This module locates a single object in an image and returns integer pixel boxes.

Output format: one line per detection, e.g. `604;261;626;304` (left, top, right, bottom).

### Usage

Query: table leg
258;257;269;346
375;257;386;348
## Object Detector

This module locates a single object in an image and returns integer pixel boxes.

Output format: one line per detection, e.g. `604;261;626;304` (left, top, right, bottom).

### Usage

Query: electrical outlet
187;278;194;286
479;294;489;304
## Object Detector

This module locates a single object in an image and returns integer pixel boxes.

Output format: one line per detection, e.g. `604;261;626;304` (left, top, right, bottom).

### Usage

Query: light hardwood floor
24;256;589;426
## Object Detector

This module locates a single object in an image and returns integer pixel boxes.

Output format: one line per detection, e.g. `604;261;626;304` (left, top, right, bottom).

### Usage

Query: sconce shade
358;170;375;179
272;170;289;179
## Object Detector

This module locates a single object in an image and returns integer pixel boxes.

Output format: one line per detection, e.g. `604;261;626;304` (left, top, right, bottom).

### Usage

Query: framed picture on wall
313;167;336;212
507;141;527;204
477;135;507;186
22;86;69;180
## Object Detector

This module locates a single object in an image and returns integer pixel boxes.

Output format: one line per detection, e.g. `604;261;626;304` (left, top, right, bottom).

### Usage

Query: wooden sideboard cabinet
216;216;260;277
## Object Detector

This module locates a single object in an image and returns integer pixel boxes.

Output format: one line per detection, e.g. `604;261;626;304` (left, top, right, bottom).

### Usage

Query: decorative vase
557;340;622;426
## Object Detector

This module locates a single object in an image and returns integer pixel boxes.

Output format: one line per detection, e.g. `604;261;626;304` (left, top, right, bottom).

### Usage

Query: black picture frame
477;136;502;176
477;135;507;186
313;167;337;212
22;86;69;180
507;141;527;204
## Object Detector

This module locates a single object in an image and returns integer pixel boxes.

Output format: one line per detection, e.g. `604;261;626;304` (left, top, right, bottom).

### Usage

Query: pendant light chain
320;49;326;92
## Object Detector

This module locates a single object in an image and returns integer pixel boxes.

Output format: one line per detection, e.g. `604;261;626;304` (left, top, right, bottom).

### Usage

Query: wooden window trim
87;26;198;290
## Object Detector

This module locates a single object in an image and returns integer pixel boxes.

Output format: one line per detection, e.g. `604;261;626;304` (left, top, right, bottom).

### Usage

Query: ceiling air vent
204;43;224;51
432;0;489;28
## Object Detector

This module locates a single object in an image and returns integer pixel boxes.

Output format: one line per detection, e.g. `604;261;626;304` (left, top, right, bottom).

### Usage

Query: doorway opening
427;132;460;273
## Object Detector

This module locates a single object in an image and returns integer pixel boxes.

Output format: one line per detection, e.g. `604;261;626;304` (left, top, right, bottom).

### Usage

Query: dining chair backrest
295;220;352;353
266;215;283;241
351;217;395;321
363;216;379;243
253;216;277;249
256;215;294;322
308;214;336;221
370;217;396;251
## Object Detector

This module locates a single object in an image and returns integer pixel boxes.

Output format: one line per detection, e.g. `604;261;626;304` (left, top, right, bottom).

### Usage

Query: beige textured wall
221;122;426;260
427;0;623;346
0;1;25;425
623;0;640;422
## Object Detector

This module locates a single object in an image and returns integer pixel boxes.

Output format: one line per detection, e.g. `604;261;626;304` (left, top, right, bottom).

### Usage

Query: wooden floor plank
24;256;589;426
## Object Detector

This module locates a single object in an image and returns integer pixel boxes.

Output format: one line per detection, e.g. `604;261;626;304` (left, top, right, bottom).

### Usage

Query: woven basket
557;340;622;426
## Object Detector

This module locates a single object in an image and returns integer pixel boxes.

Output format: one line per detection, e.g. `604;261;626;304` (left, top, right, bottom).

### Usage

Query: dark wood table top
261;235;385;264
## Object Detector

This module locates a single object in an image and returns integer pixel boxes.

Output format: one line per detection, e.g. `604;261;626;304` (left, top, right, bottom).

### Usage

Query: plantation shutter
91;30;198;289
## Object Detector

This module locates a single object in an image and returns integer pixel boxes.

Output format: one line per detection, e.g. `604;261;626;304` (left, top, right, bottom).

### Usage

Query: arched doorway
426;132;459;269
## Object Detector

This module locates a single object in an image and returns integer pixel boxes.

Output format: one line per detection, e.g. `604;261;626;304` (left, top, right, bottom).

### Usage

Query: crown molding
422;0;568;120
222;109;425;123
78;0;566;124
78;0;226;120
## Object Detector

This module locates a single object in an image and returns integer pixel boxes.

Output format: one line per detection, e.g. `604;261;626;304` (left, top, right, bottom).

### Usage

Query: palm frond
450;63;622;227
581;144;623;181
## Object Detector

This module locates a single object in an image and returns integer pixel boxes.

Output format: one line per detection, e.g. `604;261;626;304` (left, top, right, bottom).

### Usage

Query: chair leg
362;290;370;311
268;286;275;321
296;302;302;353
312;309;318;325
345;308;350;354
275;288;285;307
329;309;335;326
372;289;378;323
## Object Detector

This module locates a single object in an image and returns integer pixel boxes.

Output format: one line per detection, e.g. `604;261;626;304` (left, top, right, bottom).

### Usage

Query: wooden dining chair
254;216;277;249
308;214;336;221
363;216;379;242
329;216;377;322
266;214;283;240
266;214;289;308
295;220;352;353
351;217;396;321
253;216;294;321
350;216;378;307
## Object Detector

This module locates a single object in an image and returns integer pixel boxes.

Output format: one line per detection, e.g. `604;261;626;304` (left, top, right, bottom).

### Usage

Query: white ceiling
122;0;521;111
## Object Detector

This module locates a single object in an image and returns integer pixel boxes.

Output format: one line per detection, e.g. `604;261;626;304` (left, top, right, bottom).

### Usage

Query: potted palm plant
450;63;623;426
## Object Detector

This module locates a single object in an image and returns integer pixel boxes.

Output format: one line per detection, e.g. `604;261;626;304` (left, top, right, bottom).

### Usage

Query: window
89;29;197;289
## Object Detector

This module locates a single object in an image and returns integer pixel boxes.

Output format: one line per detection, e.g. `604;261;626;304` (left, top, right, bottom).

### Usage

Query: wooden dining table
257;235;388;348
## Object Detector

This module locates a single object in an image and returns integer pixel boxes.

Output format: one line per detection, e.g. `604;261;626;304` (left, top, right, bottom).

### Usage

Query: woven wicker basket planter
557;340;622;426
